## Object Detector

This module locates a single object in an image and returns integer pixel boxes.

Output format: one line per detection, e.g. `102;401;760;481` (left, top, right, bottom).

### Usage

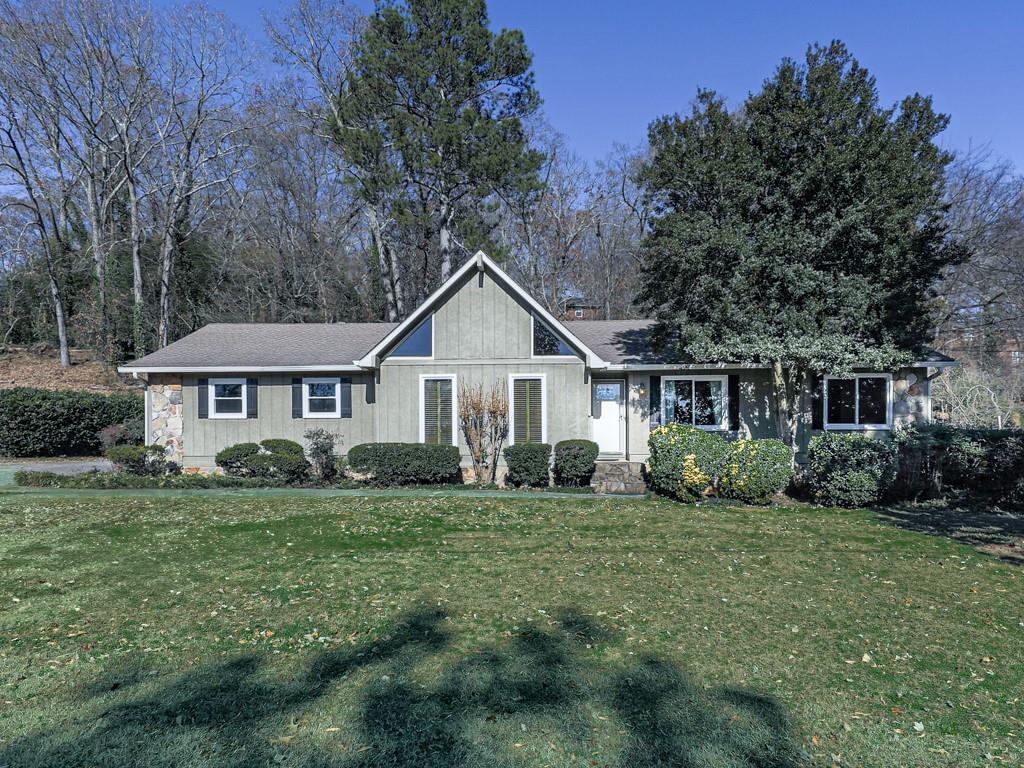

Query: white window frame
302;376;342;419
661;375;729;431
574;308;584;318
388;313;434;360
823;373;893;430
531;314;576;359
208;377;247;419
508;373;547;445
418;374;458;446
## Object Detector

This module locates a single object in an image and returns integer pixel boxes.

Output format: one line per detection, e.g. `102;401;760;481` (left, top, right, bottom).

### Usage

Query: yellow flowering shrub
719;438;793;505
648;422;729;501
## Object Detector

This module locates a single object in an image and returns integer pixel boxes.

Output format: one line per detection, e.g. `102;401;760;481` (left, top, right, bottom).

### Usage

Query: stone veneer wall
149;374;184;461
893;368;929;427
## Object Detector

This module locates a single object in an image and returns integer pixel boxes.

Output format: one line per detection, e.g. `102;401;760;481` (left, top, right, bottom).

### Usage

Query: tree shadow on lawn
876;500;1024;565
2;607;804;768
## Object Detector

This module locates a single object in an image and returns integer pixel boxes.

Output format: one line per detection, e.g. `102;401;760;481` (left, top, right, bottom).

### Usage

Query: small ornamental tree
637;42;964;457
458;381;508;484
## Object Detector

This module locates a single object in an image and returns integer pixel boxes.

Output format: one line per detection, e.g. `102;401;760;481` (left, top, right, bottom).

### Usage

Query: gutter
117;364;365;374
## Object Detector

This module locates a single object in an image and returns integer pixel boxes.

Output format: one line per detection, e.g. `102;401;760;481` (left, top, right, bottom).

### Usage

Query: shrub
806;432;897;508
0;387;142;457
14;470;287;490
260;438;305;457
97;416;145;452
348;442;461;486
215;442;262;475
553;439;599;487
719;439;793;505
503;442;552;487
105;444;180;477
304;428;338;481
647;423;730;501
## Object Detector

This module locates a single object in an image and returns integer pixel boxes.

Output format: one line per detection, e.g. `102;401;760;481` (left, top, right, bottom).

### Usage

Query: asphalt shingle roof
124;323;396;369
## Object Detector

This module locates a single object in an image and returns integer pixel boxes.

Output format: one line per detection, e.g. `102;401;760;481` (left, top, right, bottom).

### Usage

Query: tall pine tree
638;41;963;451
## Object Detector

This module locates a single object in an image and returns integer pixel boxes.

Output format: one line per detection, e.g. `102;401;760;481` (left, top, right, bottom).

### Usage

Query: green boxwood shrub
719;438;793;505
105;444;180;476
553;439;599;487
647;423;730;501
806;432;897;508
504;442;552;487
215;443;262;475
260;438;305;457
0;387;143;457
348;442;461;485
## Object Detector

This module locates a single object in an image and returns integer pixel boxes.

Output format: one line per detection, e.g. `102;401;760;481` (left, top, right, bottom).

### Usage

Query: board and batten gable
376;268;590;456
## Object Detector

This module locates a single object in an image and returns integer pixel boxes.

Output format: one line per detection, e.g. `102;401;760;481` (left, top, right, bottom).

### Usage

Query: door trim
592;378;626;457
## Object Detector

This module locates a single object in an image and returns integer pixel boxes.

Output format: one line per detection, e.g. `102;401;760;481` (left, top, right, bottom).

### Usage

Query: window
391;315;432;357
574;308;584;318
420;375;456;445
824;374;892;429
209;378;246;419
533;315;574;356
303;377;341;418
1012;350;1023;366
510;375;545;444
662;376;728;430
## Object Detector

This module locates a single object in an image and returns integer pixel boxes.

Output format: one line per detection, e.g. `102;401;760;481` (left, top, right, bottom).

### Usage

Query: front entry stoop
591;461;647;495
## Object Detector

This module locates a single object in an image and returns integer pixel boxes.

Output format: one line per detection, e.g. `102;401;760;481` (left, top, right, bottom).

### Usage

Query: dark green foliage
647;423;731;501
553;439;599;487
0;387;143;457
215;443;262;475
304;428;338;481
719;439;794;505
503;442;551;487
893;425;1024;508
105;445;180;477
348;442;461;485
96;417;145;451
637;41;963;445
259;439;305;457
806;433;897;508
14;470;286;490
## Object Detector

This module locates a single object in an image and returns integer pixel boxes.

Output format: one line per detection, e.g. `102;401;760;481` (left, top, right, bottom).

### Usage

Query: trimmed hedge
215;439;310;483
648;423;730;501
806;432;897;508
553;439;599;487
14;470;286;490
105;444;180;477
504;442;552;487
0;387;143;457
719;439;793;505
348;442;461;486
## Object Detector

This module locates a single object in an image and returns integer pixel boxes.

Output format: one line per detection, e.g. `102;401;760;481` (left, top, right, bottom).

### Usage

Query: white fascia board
117;364;363;374
608;360;960;372
356;250;609;369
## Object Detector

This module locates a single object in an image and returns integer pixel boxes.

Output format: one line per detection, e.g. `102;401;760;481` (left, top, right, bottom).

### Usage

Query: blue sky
209;0;1024;168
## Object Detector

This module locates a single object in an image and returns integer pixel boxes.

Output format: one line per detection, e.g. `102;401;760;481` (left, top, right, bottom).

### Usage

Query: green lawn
0;491;1021;767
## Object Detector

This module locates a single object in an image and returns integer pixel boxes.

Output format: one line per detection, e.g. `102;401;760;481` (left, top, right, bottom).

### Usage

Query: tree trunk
44;245;71;368
127;176;145;356
438;197;455;282
157;222;175;349
771;361;809;462
367;205;403;321
84;181;109;356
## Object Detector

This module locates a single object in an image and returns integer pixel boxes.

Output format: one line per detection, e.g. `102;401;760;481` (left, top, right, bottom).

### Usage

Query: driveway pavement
0;458;111;487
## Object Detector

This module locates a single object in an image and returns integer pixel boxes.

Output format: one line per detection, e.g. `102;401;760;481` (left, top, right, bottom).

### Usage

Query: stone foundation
591;461;647;494
149;374;184;462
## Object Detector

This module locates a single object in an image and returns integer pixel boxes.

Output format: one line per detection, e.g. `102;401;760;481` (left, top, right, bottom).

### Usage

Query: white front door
592;380;624;455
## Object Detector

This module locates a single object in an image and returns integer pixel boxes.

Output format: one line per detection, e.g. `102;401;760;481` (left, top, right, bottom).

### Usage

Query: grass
0;492;1021;767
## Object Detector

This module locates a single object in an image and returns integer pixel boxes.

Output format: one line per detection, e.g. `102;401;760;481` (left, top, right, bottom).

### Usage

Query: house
119;252;956;475
561;298;601;321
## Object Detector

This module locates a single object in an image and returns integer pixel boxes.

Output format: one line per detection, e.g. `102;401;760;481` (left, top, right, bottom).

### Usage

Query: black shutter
339;377;352;417
246;378;258;418
811;373;824;430
649;376;661;429
728;374;740;431
197;377;209;419
291;378;302;418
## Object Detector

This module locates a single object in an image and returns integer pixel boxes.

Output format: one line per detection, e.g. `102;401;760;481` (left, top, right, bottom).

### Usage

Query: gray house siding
179;373;377;469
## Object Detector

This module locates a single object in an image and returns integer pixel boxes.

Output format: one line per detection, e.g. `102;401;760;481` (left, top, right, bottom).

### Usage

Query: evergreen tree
637;41;964;450
335;0;543;289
